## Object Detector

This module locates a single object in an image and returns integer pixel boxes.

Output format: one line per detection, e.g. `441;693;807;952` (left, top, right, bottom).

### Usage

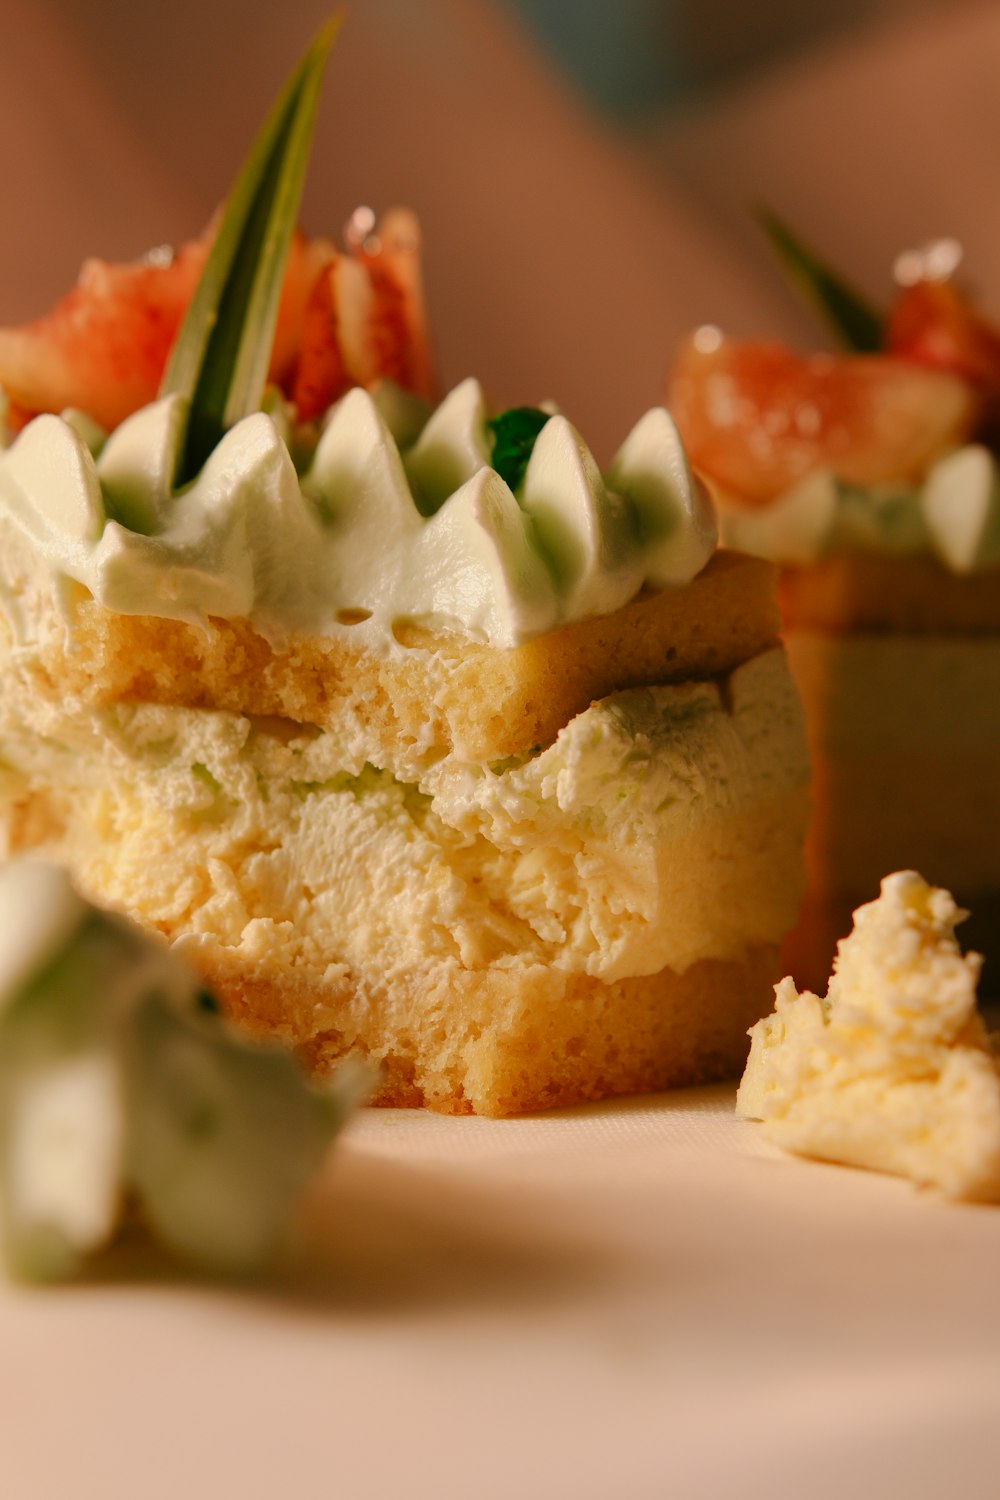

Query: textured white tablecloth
3;1085;999;1500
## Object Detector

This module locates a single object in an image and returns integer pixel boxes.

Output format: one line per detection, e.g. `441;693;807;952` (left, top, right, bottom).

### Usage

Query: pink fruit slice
668;332;981;505
1;213;434;435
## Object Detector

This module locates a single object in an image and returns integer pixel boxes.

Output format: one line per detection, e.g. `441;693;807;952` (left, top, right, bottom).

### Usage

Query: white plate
3;1086;1000;1500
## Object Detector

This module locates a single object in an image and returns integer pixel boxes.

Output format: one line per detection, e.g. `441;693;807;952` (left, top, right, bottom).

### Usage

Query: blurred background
512;0;942;115
3;0;997;457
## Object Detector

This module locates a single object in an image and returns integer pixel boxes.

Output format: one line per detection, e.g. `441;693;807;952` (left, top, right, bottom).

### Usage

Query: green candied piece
756;205;884;354
162;19;339;486
487;406;551;492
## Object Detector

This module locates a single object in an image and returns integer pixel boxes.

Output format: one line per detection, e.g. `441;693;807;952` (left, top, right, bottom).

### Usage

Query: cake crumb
737;871;1000;1200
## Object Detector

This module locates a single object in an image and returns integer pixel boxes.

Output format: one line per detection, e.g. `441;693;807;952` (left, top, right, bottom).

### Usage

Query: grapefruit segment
887;280;1000;397
0;239;209;433
353;208;434;402
0;212;434;435
668;332;981;505
291;208;434;420
268;229;338;391
289;255;349;422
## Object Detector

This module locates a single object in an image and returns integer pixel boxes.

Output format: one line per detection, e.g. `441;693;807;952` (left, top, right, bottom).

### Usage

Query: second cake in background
668;235;1000;989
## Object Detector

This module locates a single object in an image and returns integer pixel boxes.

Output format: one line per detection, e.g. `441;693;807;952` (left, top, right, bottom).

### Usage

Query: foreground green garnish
0;862;364;1280
756;205;884;354
162;19;339;486
487;407;551;491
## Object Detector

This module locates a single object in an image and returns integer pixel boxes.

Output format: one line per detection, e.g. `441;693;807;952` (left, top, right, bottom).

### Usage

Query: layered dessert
0;32;809;1117
737;871;1000;1202
668;239;1000;989
0;379;808;1115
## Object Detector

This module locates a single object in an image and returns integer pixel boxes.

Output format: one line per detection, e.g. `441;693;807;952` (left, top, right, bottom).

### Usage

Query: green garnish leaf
756;205;884;354
487;407;551;491
162;17;340;486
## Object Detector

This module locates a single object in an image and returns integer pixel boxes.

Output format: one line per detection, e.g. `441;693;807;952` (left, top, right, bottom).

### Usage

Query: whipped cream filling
718;445;1000;572
0;648;807;985
0;379;717;649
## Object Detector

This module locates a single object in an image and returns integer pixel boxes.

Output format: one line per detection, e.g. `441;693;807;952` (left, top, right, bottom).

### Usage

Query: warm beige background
650;0;1000;329
10;1;998;459
0;0;782;459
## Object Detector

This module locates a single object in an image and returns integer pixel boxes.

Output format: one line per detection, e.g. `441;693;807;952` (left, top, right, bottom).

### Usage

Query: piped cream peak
0;381;717;648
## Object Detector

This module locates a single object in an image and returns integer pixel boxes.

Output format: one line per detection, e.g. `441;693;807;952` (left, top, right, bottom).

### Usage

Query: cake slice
0;33;808;1117
0;380;808;1115
668;234;1000;991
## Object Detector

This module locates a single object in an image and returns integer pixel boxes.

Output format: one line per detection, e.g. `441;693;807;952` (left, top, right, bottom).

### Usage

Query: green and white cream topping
0;860;362;1281
719;445;1000;572
0;378;717;649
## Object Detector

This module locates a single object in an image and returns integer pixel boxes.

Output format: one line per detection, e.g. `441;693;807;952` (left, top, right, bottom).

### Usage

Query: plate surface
3;1085;1000;1500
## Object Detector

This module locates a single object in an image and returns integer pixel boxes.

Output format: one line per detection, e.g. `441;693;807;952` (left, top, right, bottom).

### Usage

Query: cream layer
0;648;807;1020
